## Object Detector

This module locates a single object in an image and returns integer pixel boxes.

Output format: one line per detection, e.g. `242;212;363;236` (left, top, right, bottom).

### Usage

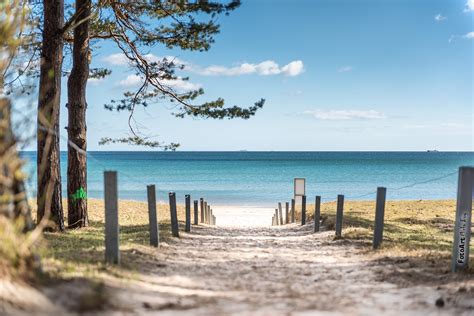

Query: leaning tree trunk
67;0;90;228
37;0;65;231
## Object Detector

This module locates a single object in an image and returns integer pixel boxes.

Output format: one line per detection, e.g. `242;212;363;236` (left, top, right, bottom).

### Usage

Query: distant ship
427;150;439;152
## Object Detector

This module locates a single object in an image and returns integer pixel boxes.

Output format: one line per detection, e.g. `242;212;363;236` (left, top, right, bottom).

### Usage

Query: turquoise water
21;151;473;206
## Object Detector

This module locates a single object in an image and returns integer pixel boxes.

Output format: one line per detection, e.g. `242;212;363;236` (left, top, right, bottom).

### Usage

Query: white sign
294;178;306;204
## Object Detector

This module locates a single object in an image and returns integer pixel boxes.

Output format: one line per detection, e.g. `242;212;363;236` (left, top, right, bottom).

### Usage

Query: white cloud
118;74;200;91
434;14;447;22
465;0;474;12
463;31;474;39
102;53;128;65
190;60;304;77
281;60;304;76
303;110;387;121
103;53;304;77
338;66;353;73
103;53;186;66
87;78;105;86
118;74;143;87
161;78;201;91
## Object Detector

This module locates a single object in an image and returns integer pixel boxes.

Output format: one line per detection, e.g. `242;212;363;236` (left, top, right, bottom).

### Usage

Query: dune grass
300;199;473;262
30;199;187;280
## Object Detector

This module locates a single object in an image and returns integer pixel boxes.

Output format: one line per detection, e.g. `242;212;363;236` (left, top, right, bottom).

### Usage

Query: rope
319;170;459;202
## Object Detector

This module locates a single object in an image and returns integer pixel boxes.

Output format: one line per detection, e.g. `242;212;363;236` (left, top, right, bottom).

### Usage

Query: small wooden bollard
275;209;279;225
301;195;307;225
213;215;217;226
278;202;283;225
452;166;474;272
147;185;159;247
291;198;295;223
185;195;191;232
104;171;120;264
193;200;199;225
200;198;204;223
335;194;344;237
169;192;179;237
272;215;275;226
314;195;321;233
373;187;387;249
204;201;208;224
285;202;289;224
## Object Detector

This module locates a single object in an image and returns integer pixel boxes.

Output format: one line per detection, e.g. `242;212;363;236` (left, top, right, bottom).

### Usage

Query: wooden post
272;215;275;226
373;187;387;249
147;185;159;247
208;206;211;225
285;202;289;224
452;167;474;272
275;209;279;225
301;195;306;225
335;194;344;237
204;201;208;224
104;171;119;264
213;215;216;226
200;198;204;223
291;198;295;223
193;200;199;225
185;194;191;232
278;202;283;225
314;195;321;233
169;192;179;237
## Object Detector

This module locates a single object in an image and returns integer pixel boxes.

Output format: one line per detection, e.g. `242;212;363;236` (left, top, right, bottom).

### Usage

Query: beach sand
212;205;275;227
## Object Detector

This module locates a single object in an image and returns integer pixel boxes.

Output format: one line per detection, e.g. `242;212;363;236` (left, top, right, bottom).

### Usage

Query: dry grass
300;199;473;262
0;217;37;280
29;199;186;280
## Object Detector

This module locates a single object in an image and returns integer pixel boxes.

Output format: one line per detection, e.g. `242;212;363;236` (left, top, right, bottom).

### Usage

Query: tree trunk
37;0;65;231
67;0;90;228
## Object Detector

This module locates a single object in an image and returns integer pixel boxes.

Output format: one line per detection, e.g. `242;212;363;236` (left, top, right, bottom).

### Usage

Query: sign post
294;178;306;206
452;167;473;272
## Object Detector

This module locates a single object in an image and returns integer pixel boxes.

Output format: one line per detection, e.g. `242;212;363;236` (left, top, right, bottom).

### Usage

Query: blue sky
33;0;474;151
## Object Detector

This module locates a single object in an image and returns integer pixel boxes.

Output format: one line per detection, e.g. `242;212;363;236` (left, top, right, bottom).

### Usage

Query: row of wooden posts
272;187;388;250
104;171;216;265
271;167;474;273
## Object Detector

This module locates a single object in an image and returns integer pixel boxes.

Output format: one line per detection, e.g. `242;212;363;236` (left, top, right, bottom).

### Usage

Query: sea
20;151;474;206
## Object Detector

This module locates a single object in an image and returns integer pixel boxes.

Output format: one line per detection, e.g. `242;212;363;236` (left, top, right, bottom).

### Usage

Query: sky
26;0;474;151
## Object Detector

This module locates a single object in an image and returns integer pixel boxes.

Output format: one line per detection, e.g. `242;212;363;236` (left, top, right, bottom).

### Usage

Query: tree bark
67;0;90;228
37;0;65;231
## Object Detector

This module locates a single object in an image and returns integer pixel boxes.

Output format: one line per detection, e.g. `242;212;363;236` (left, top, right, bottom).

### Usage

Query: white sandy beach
211;205;277;227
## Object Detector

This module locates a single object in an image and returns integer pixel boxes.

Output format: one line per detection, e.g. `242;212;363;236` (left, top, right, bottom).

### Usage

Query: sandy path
211;206;276;227
101;223;472;315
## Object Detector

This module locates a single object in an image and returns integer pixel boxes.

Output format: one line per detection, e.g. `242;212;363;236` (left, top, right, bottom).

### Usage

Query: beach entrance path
81;222;472;315
211;206;276;227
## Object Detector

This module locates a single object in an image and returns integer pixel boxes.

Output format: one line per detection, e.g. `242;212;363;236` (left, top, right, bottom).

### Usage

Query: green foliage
99;136;179;150
93;0;265;145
